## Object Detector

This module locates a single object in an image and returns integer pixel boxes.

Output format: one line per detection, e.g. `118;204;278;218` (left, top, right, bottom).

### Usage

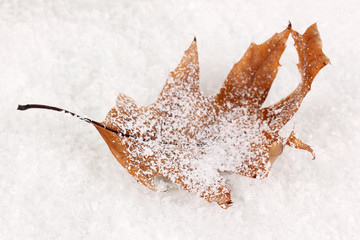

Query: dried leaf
95;23;329;208
18;23;329;208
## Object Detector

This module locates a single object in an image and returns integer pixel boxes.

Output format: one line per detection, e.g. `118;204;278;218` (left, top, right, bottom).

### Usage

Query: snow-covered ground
1;0;359;239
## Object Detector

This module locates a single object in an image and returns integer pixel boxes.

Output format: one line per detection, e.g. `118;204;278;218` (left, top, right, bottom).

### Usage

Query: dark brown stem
17;104;205;146
17;104;131;137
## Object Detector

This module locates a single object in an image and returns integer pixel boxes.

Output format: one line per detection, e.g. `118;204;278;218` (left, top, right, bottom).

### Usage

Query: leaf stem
17;104;205;146
17;104;120;135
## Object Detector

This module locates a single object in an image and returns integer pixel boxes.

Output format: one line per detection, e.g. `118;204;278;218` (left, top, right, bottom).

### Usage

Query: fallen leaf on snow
18;23;329;208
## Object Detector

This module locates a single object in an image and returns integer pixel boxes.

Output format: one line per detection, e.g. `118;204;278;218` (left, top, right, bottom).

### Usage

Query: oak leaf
18;23;329;208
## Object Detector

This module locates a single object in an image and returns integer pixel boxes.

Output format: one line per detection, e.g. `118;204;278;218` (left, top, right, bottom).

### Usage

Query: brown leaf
18;23;329;208
94;23;329;208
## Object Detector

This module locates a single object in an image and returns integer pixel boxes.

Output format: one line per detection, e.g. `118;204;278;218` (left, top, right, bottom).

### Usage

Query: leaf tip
323;58;331;66
287;21;292;29
219;200;233;209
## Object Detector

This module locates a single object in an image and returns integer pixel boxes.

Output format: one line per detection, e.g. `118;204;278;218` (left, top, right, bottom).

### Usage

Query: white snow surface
1;0;359;239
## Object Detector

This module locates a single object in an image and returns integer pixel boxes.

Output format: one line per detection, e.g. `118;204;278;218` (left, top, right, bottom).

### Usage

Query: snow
1;0;359;239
